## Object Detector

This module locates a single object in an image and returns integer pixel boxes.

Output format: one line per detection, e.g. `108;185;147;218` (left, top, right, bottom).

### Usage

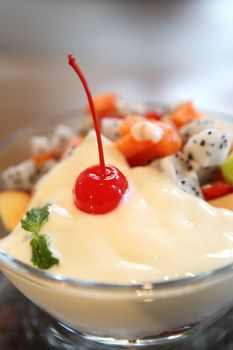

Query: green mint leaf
21;204;59;270
30;234;59;270
21;204;51;234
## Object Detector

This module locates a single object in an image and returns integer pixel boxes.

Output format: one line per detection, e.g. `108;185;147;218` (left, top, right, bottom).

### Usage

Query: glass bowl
1;107;233;349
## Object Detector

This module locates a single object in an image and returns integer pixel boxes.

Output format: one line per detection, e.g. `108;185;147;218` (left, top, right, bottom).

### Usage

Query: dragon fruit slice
49;124;75;152
178;171;203;198
183;128;232;168
179;119;214;144
30;136;51;157
175;152;217;185
31;124;75;157
2;160;38;191
151;154;203;198
152;153;186;184
101;118;123;141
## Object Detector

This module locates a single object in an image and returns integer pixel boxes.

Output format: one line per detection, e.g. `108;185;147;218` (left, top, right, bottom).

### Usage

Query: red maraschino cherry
68;54;128;214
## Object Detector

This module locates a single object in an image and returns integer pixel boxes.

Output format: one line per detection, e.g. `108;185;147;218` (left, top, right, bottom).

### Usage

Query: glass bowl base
44;310;229;349
45;322;189;349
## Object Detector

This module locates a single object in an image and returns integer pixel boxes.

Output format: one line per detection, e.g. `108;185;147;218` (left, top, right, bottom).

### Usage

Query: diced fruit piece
151;153;187;184
221;154;233;185
144;111;162;121
119;114;163;138
169;102;200;128
122;123;181;166
30;136;51;157
115;120;170;159
209;192;233;210
31;125;75;161
201;181;233;200
115;134;153;159
49;124;75;153
61;136;83;159
0;190;31;231
101;118;123;141
32;151;58;165
151;156;202;198
2;160;38;191
179;119;214;144
131;121;163;142
119;115;145;136
178;171;203;198
86;93;117;118
183;129;232;168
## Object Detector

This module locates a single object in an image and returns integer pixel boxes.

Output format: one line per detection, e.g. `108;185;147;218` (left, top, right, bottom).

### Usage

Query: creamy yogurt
1;131;233;283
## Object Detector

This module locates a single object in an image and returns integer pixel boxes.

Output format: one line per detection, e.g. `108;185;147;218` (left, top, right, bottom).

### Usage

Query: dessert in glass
1;55;233;348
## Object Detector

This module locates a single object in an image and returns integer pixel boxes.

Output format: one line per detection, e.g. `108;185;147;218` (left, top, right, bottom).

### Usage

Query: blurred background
0;0;233;140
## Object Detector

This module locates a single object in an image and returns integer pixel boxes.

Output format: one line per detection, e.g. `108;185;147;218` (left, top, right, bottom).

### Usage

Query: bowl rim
1;248;233;290
1;105;233;291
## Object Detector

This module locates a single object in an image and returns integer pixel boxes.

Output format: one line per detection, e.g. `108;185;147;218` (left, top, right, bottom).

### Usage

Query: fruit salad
1;95;233;234
0;92;232;277
1;57;233;343
1;54;233;278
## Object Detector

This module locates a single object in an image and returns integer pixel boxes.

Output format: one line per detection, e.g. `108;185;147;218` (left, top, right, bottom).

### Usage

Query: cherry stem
68;53;106;176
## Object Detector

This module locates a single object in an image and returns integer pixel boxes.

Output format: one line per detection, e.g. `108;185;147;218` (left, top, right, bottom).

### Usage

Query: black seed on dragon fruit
183;128;232;168
151;154;202;198
178;171;203;198
179;119;214;144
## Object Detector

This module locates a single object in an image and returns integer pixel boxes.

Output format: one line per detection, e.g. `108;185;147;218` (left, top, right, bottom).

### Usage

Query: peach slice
86;93;118;118
0;190;31;231
169;102;200;128
209;193;233;211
